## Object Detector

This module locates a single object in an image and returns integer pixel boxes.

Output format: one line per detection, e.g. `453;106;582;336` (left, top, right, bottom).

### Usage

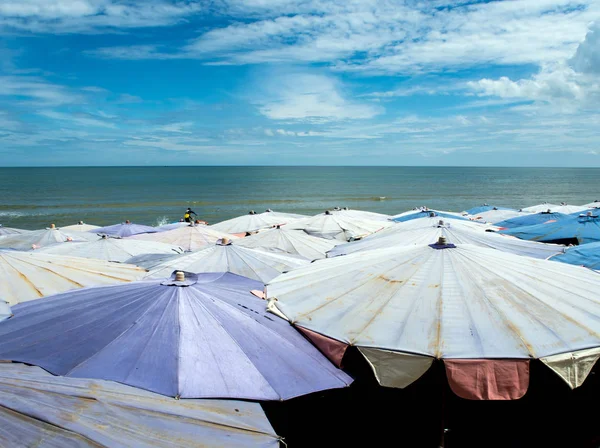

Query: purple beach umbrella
92;220;158;237
0;271;352;401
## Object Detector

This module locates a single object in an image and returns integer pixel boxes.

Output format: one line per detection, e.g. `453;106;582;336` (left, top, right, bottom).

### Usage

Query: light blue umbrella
0;271;352;401
391;210;470;223
549;242;600;270
495;212;570;229
499;214;600;245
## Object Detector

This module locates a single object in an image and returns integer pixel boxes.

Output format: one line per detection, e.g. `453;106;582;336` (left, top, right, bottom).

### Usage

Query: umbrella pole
439;364;448;448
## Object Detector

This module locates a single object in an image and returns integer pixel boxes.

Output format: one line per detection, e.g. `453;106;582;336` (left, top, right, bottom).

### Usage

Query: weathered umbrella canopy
0;224;28;236
521;203;560;213
549;241;600;270
36;234;184;262
288;212;391;242
60;222;101;232
468;208;530;224
93;221;158;237
146;239;309;283
235;226;338;260
267;241;600;399
0;363;281;448
155;221;192;231
0;250;147;306
0;272;352;400
130;224;238;252
499;214;600;245
495;211;570;229
0;300;11;322
327;219;565;259
0;224;96;250
210;210;303;234
550;203;590;214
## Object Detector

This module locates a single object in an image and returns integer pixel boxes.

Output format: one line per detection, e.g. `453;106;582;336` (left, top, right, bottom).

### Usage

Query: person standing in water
183;207;197;224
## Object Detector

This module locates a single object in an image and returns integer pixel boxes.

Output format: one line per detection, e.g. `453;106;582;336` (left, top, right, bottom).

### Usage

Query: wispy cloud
0;76;83;106
37;110;116;128
256;71;382;121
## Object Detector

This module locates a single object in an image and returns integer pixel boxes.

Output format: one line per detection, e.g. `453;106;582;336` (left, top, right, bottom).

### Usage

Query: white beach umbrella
267;241;600;398
235;226;338;260
550;203;590;214
334;208;392;222
288;211;391;242
390;208;466;220
0;363;281;448
0;250;147;306
60;221;101;232
0;300;11;322
146;239;309;283
468;209;531;224
36;234;184;262
210;210;302;234
130;224;238;252
328;220;565;259
0;224;96;250
0;225;28;236
521;203;560;213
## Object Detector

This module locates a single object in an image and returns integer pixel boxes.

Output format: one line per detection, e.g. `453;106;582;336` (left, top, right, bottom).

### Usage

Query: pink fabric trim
250;289;266;299
296;326;348;368
232;233;247;238
445;359;530;400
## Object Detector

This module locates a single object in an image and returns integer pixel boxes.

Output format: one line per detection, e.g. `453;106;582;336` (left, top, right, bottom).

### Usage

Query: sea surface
1;166;599;230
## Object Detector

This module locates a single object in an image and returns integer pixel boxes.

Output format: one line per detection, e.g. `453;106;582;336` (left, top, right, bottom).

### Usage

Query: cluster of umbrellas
1;201;600;446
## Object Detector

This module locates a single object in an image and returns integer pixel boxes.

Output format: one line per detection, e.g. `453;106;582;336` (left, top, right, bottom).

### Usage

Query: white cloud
570;24;600;73
0;0;203;33
86;0;600;76
257;72;382;121
0;76;83;105
116;93;143;104
37;110;116;128
157;122;194;133
123;135;226;152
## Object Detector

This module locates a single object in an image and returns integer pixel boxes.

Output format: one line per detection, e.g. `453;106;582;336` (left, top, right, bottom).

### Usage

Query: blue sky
0;0;599;166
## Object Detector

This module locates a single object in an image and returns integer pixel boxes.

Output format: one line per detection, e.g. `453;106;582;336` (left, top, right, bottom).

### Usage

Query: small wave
0;211;27;218
155;216;172;226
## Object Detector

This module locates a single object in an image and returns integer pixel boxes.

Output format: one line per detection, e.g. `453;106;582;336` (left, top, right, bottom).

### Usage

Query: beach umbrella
582;200;600;209
333;208;392;222
521;203;560;213
235;226;338;260
468;208;529;224
0;224;96;250
93;220;158;237
36;234;184;262
155;221;191;231
0;272;352;400
464;204;514;215
548;242;600;270
328;219;565;260
288;211;391;242
0;300;11;322
266;241;600;399
495;211;570;229
130;224;238;252
210;210;302;234
390;209;470;223
146;239;309;283
0;363;281;448
499;214;600;245
0;250;146;306
60;221;101;232
0;224;28;236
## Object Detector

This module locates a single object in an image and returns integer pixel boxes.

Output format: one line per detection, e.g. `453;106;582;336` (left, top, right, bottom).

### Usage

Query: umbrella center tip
175;271;185;282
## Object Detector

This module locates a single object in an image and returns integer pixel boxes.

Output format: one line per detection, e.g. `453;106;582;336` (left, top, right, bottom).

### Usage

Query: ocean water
1;166;599;230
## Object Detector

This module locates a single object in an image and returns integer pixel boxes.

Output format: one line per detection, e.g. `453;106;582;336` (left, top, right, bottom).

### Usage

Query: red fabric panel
445;359;530;400
296;327;348;368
